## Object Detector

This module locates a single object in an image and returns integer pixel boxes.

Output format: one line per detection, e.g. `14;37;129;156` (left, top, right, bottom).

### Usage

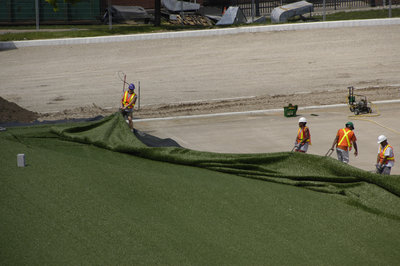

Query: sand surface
1;25;400;115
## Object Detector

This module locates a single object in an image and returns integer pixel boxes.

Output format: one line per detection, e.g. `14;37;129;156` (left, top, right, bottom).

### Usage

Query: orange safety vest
121;91;136;109
337;128;354;151
379;144;395;164
297;126;311;144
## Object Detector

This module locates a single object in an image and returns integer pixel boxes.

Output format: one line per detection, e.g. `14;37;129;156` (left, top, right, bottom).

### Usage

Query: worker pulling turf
294;117;311;153
120;83;137;131
330;122;358;164
376;135;395;175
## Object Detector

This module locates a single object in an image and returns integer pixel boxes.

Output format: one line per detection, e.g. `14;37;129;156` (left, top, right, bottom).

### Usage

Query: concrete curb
135;99;400;122
1;18;400;49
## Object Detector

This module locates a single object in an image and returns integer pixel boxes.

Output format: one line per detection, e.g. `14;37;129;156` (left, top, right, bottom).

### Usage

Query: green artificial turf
1;114;400;265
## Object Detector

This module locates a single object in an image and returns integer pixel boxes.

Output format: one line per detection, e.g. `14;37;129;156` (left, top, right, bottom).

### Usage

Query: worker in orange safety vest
120;83;137;131
376;135;395;175
330;122;358;163
294;117;311;153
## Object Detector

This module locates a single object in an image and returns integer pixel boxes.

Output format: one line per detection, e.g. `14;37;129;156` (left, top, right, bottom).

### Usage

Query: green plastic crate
283;104;298;117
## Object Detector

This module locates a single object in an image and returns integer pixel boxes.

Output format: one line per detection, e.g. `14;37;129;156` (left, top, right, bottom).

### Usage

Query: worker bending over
295;117;311;153
376;135;395;175
330;122;358;163
120;83;137;131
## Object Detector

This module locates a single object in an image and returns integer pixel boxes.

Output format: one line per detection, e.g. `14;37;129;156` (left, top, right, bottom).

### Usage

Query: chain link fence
215;0;399;17
0;0;101;25
0;0;398;25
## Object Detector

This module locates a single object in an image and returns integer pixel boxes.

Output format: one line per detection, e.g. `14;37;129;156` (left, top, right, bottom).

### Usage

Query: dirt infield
1;24;400;117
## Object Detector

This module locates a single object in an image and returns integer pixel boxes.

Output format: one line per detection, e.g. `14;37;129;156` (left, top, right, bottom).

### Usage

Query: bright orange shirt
336;128;356;151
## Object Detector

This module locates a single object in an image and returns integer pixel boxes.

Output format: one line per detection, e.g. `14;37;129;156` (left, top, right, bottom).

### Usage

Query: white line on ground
170;95;257;105
134;99;400;122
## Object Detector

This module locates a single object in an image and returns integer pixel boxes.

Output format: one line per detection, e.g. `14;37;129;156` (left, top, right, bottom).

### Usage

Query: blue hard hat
128;83;135;90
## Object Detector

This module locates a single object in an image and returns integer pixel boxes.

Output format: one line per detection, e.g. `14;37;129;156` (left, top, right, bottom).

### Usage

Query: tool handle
122;74;126;92
325;148;334;157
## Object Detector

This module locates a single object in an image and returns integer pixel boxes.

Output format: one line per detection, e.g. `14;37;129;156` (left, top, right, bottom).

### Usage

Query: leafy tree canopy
46;0;81;11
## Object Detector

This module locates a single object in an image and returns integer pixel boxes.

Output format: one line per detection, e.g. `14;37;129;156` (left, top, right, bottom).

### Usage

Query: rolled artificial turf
1;113;399;265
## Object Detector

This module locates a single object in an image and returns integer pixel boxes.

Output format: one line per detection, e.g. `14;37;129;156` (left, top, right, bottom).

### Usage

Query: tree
46;0;162;27
154;0;161;26
46;0;81;11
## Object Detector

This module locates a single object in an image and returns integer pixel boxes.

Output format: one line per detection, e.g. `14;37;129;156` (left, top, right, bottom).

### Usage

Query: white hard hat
298;117;307;123
377;135;387;144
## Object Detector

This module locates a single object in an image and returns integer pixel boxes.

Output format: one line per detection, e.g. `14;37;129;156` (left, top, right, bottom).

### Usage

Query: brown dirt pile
0;96;39;123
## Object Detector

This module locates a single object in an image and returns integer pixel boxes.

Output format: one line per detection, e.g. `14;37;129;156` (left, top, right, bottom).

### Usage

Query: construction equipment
348;86;372;115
